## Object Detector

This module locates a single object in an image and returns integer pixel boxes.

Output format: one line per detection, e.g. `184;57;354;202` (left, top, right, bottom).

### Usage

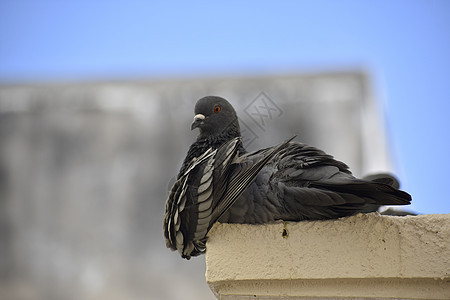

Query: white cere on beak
193;114;205;121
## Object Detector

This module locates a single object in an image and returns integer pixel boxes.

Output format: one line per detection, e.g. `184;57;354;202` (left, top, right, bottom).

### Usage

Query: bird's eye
213;105;221;113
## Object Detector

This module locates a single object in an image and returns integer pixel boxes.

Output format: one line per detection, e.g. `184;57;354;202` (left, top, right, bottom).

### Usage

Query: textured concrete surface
206;213;450;299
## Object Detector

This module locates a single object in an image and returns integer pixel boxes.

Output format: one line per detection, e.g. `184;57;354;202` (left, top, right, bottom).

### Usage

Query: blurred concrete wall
0;71;392;300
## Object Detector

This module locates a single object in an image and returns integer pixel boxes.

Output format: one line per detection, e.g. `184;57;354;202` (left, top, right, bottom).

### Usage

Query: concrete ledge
206;213;450;299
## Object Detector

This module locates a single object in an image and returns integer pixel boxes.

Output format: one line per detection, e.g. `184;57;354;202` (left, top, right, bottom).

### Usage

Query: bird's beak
191;114;205;130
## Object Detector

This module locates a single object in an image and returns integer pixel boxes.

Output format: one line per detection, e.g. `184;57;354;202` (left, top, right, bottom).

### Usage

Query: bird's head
191;96;241;139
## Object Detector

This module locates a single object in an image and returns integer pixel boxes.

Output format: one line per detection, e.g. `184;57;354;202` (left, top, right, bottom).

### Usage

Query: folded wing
164;136;294;259
269;143;411;220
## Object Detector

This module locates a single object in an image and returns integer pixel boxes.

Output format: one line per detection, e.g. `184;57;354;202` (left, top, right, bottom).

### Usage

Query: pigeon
164;96;412;259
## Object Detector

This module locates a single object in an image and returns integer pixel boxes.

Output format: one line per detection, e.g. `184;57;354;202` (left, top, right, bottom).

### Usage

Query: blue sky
1;1;449;214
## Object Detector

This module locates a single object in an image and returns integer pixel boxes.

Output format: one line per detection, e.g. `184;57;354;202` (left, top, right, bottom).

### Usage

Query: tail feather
363;173;400;189
310;180;411;206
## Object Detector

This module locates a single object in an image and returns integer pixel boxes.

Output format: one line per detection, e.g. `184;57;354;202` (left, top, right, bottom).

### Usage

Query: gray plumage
164;96;412;259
